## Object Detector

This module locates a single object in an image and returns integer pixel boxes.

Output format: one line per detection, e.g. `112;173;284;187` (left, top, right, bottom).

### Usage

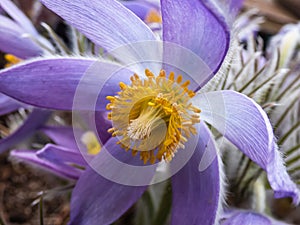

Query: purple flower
0;0;299;224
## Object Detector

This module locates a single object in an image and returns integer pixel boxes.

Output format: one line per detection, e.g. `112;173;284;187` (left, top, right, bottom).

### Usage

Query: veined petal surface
193;90;300;204
0;58;133;111
161;0;229;82
171;122;222;225
40;0;156;51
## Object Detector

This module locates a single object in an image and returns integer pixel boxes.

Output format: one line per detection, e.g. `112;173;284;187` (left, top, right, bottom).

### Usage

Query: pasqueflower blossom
0;0;299;224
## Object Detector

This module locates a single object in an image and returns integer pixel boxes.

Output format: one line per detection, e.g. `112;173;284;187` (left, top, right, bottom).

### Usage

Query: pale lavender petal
40;126;80;150
0;109;50;153
36;144;91;166
194;90;300;204
10;149;81;179
161;0;229;81
222;211;272;225
0;58;133;111
171;122;222;225
0;93;21;115
69;137;156;225
40;0;156;52
221;210;290;225
267;144;300;203
0;0;38;35
0;15;42;58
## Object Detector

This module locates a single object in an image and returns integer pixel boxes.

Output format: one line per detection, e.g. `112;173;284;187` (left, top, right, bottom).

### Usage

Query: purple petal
0;93;21;115
194;90;300;204
221;210;290;225
0;0;38;36
95;111;112;144
222;211;271;225
0;15;43;58
36;144;91;166
0;109;50;153
40;0;156;51
69;137;156;225
10;149;81;179
161;0;229;81
171;122;222;225
0;58;133;111
40;126;81;150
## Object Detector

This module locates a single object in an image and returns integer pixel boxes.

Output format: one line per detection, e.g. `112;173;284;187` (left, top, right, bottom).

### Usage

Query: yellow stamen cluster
106;69;200;164
4;54;22;68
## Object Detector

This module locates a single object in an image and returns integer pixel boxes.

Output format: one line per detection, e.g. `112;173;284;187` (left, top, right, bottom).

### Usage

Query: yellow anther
159;70;166;78
191;106;201;113
4;54;22;68
169;72;175;81
106;103;113;110
181;80;190;88
145;69;155;78
176;75;182;84
188;90;196;97
119;82;127;90
107;112;112;120
108;128;115;133
106;96;115;102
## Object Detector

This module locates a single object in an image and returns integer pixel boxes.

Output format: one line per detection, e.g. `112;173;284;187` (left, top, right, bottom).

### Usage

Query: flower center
106;69;200;164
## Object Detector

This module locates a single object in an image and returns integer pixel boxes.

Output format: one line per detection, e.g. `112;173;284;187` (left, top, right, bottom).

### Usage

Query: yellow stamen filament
106;69;200;164
4;54;22;68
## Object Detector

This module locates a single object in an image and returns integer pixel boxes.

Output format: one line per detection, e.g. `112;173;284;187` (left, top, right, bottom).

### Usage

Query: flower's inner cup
106;69;200;164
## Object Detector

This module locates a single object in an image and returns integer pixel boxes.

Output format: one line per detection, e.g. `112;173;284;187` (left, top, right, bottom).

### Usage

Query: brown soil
0;153;71;225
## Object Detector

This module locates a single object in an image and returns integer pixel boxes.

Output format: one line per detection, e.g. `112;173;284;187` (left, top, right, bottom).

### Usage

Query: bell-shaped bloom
0;0;299;225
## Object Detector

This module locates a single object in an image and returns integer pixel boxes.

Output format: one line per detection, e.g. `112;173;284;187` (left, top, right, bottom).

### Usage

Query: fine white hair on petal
214;148;227;225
